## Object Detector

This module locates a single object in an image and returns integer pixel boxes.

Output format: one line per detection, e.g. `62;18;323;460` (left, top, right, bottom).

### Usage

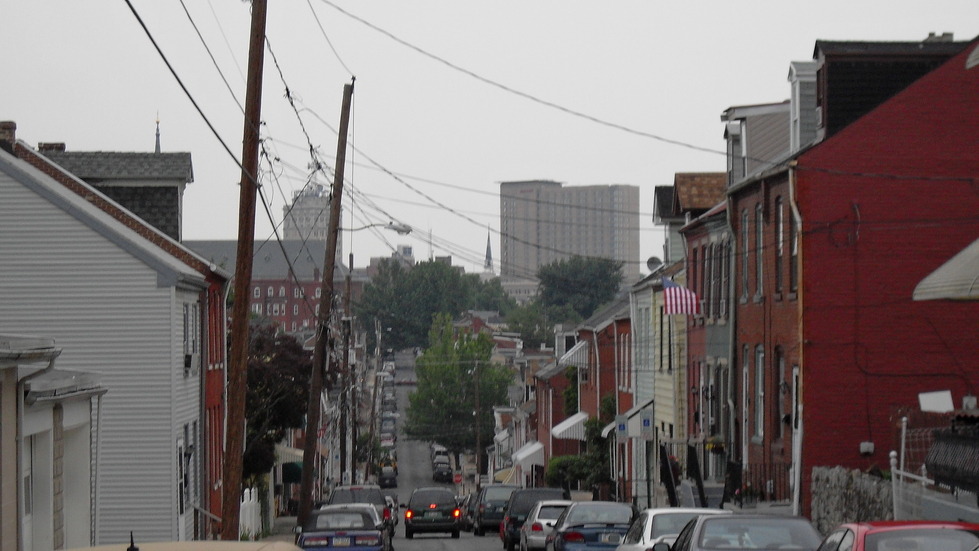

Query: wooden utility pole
298;79;355;527
221;0;267;540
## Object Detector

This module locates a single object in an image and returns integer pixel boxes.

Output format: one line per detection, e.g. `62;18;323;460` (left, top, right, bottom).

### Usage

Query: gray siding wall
1;170;197;544
745;111;790;177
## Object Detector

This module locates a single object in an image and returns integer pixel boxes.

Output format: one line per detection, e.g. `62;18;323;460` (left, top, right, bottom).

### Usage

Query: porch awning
558;340;588;367
494;467;515;483
494;430;510;444
512;440;544;468
601;398;655;438
551;411;589;441
913;237;979;301
276;444;304;464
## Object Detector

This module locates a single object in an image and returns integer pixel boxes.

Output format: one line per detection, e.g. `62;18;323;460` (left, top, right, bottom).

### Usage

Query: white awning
512;440;544;468
275;444;304;464
494;430;510;444
558;340;588;367
914;237;979;301
551;411;589;440
601;398;655;438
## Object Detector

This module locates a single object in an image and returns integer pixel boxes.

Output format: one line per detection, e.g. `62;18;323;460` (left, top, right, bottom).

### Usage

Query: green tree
537;256;623;319
404;314;511;455
506;300;581;351
243;322;311;484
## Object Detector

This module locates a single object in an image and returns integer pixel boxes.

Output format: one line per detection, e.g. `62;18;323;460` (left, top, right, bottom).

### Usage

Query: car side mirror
376;522;385;530
652;543;671;551
293;526;303;534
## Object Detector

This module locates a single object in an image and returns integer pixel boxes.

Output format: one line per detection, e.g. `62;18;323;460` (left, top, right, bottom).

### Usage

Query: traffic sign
453;472;463;484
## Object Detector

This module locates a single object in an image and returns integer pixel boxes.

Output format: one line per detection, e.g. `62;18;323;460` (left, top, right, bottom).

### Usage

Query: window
294;288;300;298
182;303;200;356
315;288;322;298
775;197;784;294
719;239;730;319
278;286;285;297
252;303;262;315
710;243;720;317
267;286;273;297
293;304;299;315
253;287;260;298
774;347;785;439
755;204;764;296
754;345;765;438
790;214;799;293
741;210;749;298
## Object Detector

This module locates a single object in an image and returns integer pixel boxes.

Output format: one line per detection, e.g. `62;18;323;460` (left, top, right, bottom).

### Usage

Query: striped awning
914;236;979;301
551;411;588;441
512;441;544;468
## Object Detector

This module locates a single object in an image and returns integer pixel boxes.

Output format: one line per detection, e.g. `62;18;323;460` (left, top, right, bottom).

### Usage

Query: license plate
600;533;621;544
332;536;350;546
425;511;443;519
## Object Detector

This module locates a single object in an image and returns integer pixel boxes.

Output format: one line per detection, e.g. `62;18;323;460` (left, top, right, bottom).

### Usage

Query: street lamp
343;221;412;235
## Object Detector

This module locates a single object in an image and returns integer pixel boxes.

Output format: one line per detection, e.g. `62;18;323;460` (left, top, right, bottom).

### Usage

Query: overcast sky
3;1;977;274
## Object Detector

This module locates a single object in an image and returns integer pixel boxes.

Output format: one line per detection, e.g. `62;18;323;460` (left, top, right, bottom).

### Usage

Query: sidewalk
261;515;297;542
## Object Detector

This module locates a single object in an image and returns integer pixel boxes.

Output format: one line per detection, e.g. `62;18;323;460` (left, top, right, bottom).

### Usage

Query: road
384;350;502;551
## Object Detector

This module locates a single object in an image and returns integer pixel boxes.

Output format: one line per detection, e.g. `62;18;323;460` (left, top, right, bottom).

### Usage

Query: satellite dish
646;256;662;272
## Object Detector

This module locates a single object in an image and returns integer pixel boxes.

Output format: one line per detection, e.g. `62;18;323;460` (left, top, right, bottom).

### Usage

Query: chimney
923;32;954;43
0;121;16;154
37;142;67;153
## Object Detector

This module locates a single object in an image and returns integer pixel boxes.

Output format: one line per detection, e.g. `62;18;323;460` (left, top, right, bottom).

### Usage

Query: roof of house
814;38;968;58
185;240;351;281
672;172;726;213
41;150;193;182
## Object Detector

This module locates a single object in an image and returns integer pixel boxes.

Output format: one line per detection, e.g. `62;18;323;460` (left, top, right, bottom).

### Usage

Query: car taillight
405;509;414;520
355;535;381;546
563;531;586;543
300;536;330;546
453;508;461;518
479;504;486;513
531;522;543;532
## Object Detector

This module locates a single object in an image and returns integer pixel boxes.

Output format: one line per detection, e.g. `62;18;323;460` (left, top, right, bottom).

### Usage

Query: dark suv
473;484;520;536
327;484;395;536
402;486;461;539
501;487;570;551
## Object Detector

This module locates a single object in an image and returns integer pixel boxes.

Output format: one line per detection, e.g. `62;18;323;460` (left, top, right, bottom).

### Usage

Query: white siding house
0;147;210;544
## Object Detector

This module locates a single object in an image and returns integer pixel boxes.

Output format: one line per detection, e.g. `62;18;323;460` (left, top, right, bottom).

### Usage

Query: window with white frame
741;210;749;298
267;286;273;297
253;287;260;298
775;197;784;294
755;204;764;297
754;345;765;438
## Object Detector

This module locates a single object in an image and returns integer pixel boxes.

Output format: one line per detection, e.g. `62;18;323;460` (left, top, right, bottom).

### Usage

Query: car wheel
405;529;413;539
507;538;515;551
475;524;484;536
452;529;460;539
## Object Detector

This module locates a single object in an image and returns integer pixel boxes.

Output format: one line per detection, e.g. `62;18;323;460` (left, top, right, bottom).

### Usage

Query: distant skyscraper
283;183;329;241
499;180;640;282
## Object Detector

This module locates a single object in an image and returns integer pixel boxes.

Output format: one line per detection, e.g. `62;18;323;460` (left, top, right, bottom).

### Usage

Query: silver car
616;507;731;551
519;500;573;551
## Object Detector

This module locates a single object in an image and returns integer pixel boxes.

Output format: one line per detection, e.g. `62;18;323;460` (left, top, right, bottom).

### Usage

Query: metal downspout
788;162;803;516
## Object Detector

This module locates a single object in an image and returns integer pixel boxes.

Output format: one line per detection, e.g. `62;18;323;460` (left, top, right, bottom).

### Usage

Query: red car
817;520;979;551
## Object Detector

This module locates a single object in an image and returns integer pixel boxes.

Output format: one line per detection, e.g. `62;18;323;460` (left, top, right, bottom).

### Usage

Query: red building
729;36;979;515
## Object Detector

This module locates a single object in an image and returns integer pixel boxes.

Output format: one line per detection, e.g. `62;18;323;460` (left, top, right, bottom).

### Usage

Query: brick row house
506;35;979;523
0;124;230;544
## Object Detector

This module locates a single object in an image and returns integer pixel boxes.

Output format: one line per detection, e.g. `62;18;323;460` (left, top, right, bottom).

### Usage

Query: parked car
326;484;395;537
502;487;571;551
616;507;731;551
456;493;475;531
816;520;979;551
433;462;453;483
378;466;397;489
548;501;636;550
653;513;822;551
519;499;573;551
402;486;461;539
68;544;301;551
473;484;521;536
298;504;392;551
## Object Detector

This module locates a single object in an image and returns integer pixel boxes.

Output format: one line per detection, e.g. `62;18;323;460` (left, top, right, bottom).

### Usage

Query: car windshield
485;487;517;500
537;505;569;520
310;512;373;530
651;512;704;538
330;488;384;505
566;504;633;525
698;517;821;550
865;528;979;551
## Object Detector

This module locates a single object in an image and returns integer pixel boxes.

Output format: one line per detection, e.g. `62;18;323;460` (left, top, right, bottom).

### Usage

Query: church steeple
155;115;161;154
483;230;493;273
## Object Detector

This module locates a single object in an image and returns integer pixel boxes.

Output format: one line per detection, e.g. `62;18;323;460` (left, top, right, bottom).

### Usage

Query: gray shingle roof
42;151;193;182
184;240;349;281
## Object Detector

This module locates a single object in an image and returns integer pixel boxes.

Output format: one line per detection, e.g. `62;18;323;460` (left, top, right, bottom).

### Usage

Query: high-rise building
499;180;640;284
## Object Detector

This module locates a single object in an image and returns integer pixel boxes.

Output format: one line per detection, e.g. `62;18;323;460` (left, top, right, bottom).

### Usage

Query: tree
355;259;517;350
404;314;511;455
242;321;311;484
506;300;581;350
537;256;623;319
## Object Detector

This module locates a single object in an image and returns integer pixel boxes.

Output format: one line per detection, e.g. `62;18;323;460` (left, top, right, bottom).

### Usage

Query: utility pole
298;79;355;528
474;360;482;493
221;0;266;540
345;253;357;483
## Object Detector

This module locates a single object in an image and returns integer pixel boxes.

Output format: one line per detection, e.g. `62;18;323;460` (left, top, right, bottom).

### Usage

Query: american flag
662;278;700;316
